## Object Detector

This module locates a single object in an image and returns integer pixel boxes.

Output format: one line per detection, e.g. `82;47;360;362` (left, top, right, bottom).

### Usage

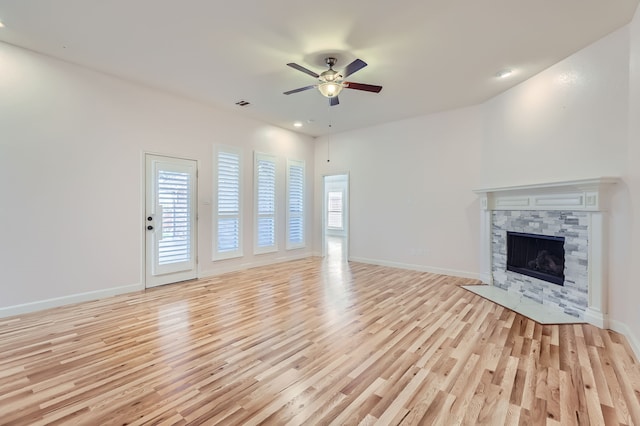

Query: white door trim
144;153;198;288
322;172;350;260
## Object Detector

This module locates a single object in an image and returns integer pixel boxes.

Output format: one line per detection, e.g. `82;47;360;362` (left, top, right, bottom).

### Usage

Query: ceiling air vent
235;100;250;107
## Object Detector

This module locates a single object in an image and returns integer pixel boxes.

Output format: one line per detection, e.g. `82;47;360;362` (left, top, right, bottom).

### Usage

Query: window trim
254;152;278;254
286;159;305;250
327;190;344;230
213;145;243;261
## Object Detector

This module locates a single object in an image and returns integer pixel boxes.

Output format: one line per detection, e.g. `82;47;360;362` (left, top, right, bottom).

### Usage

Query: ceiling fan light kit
317;81;343;98
284;56;382;106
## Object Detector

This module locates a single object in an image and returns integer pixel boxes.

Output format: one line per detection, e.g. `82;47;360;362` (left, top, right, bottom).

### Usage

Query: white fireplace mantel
473;177;619;212
473;177;619;328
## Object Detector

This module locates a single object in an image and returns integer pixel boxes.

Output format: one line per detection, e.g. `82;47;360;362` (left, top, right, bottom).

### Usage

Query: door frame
142;152;198;288
322;172;350;259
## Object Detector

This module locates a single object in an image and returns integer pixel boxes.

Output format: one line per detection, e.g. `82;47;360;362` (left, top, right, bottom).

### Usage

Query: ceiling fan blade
286;63;320;78
342;59;367;78
344;82;383;93
283;85;316;95
329;96;339;106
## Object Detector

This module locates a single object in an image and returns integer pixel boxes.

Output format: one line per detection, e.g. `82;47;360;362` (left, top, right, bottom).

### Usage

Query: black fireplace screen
506;231;565;285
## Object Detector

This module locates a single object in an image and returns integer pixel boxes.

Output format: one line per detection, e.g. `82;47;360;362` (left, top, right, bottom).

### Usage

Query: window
254;152;277;254
327;191;344;229
213;146;242;260
286;159;305;249
157;169;192;265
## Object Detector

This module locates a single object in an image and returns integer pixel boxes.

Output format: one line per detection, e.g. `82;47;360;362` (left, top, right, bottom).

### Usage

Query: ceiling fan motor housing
320;58;341;82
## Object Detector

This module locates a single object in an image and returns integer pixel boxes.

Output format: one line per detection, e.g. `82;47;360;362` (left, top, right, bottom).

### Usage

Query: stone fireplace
492;210;587;318
473;178;617;327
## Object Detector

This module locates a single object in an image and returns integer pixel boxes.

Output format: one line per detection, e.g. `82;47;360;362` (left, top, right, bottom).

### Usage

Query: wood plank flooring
0;258;639;425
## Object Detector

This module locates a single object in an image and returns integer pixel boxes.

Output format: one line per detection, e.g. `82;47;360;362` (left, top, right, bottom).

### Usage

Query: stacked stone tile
491;210;589;318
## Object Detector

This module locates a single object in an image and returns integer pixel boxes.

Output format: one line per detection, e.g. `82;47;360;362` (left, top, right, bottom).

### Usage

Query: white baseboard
199;252;313;278
348;256;480;280
608;318;640;361
2;257;637;364
0;283;143;319
584;307;607;329
0;254;315;319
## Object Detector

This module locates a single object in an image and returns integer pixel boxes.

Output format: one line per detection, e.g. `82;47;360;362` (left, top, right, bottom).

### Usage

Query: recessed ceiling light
496;69;513;79
0;21;5;28
293;122;303;128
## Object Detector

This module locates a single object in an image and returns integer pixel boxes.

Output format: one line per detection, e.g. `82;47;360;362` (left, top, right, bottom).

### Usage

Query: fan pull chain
327;124;331;163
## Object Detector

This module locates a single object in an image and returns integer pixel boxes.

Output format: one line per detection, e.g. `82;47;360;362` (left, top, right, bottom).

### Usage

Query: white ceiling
0;0;638;137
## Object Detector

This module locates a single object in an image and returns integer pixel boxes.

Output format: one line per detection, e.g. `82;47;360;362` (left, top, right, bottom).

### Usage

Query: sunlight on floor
326;235;347;264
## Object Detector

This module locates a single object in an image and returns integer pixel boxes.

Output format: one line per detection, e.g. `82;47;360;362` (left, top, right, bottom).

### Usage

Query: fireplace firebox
506;231;565;286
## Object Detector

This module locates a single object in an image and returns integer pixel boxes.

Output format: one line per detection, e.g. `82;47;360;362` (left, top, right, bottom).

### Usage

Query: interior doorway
323;174;349;262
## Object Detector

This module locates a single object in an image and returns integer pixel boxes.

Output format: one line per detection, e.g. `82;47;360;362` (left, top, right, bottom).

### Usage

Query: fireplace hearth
506;231;565;286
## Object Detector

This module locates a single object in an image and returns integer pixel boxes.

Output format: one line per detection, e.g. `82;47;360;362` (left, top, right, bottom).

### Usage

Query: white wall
625;5;640;353
481;28;629;187
481;25;638;355
1;10;638;356
0;42;314;314
314;106;483;278
312;22;639;356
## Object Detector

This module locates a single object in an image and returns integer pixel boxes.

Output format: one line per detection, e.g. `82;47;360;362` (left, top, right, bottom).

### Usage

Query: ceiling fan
283;57;383;106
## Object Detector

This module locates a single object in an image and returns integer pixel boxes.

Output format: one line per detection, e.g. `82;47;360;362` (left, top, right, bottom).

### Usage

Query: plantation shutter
255;153;277;253
287;159;305;249
157;170;192;265
214;147;242;260
327;191;344;229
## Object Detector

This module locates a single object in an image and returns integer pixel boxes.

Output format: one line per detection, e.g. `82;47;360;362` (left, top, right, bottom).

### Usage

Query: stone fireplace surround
492;210;589;318
473;178;618;328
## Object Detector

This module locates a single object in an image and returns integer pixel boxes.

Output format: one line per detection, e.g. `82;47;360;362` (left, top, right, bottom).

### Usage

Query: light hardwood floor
0;258;639;425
